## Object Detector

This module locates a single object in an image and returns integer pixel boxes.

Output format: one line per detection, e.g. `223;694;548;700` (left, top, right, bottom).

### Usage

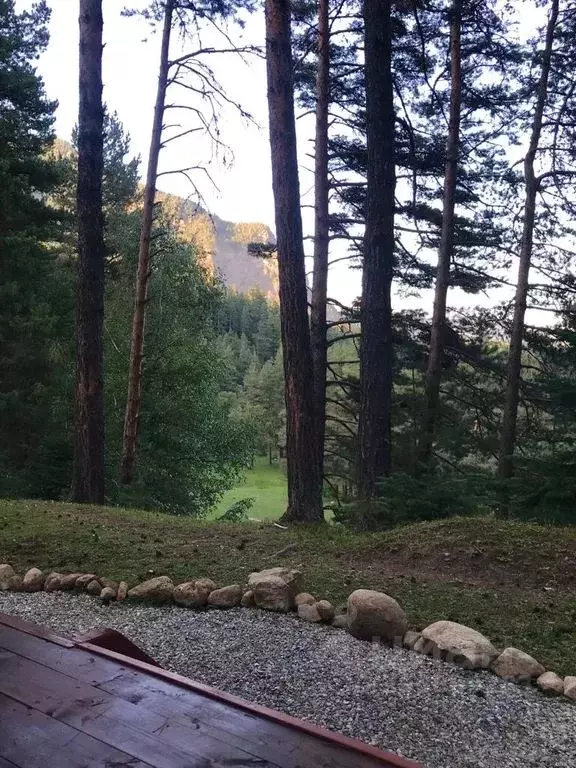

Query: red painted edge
78;639;422;768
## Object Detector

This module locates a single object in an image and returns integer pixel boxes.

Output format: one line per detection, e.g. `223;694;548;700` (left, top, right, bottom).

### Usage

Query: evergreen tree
73;0;106;503
0;0;71;497
266;0;324;522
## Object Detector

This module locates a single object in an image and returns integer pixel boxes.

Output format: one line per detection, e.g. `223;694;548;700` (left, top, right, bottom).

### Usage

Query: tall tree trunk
265;0;324;522
497;0;559;484
419;0;462;468
310;0;330;491
119;0;173;485
72;0;105;504
355;0;396;500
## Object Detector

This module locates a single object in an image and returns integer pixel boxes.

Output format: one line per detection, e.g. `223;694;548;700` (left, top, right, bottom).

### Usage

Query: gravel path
0;592;574;768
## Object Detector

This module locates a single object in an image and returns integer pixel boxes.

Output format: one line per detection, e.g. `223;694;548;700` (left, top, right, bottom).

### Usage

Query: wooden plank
0;612;420;768
0;612;74;647
100;670;391;768
0;650;280;768
0;693;152;768
0;624;123;686
0;757;20;768
81;641;421;768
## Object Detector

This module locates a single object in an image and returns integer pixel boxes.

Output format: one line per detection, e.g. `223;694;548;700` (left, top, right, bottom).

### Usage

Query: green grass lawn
1;498;576;675
211;456;287;521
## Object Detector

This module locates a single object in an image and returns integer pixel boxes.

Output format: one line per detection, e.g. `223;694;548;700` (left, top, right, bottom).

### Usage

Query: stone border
1;563;575;703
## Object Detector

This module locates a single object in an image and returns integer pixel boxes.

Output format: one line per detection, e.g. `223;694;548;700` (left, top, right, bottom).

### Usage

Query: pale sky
17;0;363;304
18;0;550;320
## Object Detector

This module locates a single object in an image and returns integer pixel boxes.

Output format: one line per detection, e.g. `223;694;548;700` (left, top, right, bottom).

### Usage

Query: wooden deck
0;611;421;768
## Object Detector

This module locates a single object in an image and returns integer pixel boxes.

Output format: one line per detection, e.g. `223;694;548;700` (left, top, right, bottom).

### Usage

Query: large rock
331;614;348;630
403;630;421;651
100;587;117;604
208;585;242;608
128;576;174;603
44;572;63;592
23;568;45;592
419;621;498;669
6;575;22;591
75;573;98;590
86;579;102;596
491;648;545;682
173;579;215;608
248;567;302;613
117;581;128;601
564;676;576;700
316;600;335;622
100;577;119;592
0;564;16;591
60;573;82;590
295;592;316;607
196;577;217;594
347;589;407;643
537;671;564;695
298;603;322;622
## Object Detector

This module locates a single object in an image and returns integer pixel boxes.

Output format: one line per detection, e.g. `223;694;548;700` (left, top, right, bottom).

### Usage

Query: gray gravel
0;592;574;768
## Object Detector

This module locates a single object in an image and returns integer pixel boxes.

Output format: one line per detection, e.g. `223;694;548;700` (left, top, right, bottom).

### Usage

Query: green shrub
218;497;255;522
334;471;488;530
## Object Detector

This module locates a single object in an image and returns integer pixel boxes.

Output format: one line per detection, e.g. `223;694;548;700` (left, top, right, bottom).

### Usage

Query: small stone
86;579;102;596
0;564;16;591
100;577;119;592
128;576;174;603
403;630;421;651
23;568;44;592
537;671;564;695
420;620;498;669
117;581;128;601
331;614;348;629
44;573;63;592
241;589;255;607
564;676;576;700
347;589;408;644
208;585;242;608
297;603;322;622
491;647;545;682
100;587;117;604
295;592;316;607
60;573;82;590
75;574;98;590
316;600;335;622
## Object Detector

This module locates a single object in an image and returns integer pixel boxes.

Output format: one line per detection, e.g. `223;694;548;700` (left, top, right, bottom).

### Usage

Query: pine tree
265;0;324;522
0;0;70;497
355;0;396;499
72;0;106;503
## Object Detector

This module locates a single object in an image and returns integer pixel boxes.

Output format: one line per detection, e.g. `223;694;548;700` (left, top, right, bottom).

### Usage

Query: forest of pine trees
2;0;576;526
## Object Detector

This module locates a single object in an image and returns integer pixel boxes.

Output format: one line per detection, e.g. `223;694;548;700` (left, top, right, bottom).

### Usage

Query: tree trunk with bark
310;0;330;491
119;0;174;485
497;0;559;483
419;0;462;468
265;0;324;522
355;0;396;500
72;0;106;504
